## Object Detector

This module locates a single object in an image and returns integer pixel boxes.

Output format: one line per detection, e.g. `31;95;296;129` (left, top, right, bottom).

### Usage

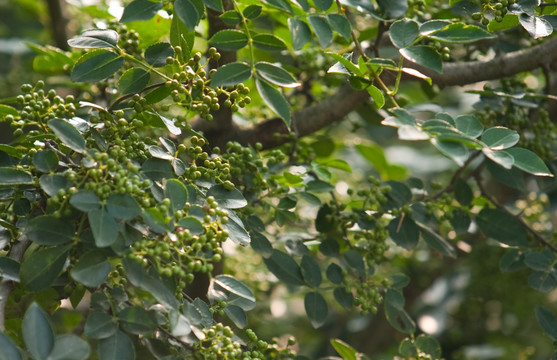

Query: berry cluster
471;0;517;24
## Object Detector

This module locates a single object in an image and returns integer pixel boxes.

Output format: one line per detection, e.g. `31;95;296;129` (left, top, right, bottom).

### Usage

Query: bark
44;0;69;50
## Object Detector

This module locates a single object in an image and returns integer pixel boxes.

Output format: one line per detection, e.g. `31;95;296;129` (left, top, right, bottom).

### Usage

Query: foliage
1;0;557;359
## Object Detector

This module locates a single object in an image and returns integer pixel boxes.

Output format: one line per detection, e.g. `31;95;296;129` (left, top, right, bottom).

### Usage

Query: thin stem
431;150;483;200
108;81;166;112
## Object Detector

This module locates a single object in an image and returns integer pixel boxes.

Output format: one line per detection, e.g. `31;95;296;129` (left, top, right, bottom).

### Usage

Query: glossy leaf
22;302;54;360
304;291;328;328
419;223;456;258
71;250;111;287
118;306;158;334
224;305;247;328
536;306;557;341
388;216;420;250
97;331;135;360
255;62;300;88
67;29;118;49
170;14;194;60
263;249;305;286
506;147;553;176
207;184;247;209
33;150;58;173
331;339;358;360
243;5;262;19
431;139;469;166
202;0;223;11
47;334;91;360
377;0;408;18
0;256;20;282
367;84;385;108
400;46;442;74
89;208;119;247
120;0;163;23
145;42;173;67
252;33;287;51
211;62;252;87
427;23;496;43
288;18;311;50
481;127;520;150
39;174;71;197
48;118;87;153
71;50;124;82
455;115;483;138
483;148;514;170
84;311;118;339
119;67;150;94
308;16;333;48
20;245;71;291
476;208;528;246
390;19;419;48
174;0;200;31
333;287;354;309
26;215;74;245
327;14;352;40
301;255;322;288
143;207;168;233
420;20;452;35
214;274;256;302
70;190;101;212
208;30;249;51
519;13;553;39
0;167;33;185
326;263;343;284
0;333;22;360
385;304;416;334
255;78;291;128
222;212;250;246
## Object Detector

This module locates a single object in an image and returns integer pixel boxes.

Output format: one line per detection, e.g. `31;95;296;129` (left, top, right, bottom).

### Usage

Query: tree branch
201;36;557;149
44;0;69;50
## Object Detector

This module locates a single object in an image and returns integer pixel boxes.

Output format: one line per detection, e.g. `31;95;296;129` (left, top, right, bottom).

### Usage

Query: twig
431;150;483;200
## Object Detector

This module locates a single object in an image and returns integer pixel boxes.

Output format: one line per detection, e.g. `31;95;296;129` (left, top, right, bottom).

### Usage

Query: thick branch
44;0;69;50
201;36;557;149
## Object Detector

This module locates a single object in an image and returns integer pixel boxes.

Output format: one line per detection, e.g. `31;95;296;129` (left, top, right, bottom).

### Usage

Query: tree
1;0;557;358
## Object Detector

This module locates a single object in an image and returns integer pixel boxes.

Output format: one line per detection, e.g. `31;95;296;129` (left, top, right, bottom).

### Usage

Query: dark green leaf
388;216;420;250
326;263;343;284
220;11;242;26
143;207;169;233
84;311;118;339
20;245;71;291
377;0;408;18
170;14;194;60
454;178;473;206
455;115;483;138
476;208;528;246
252;33;287;51
385;304;416;334
145;42;173;67
202;0;223;11
208;30;249;51
333;287;354;309
223;212;250;246
255;62;299;88
301;255;322;287
450;208;471;234
48;118;87;153
400;46;442;74
331;339;358;360
314;0;332;10
27;215;74;245
486;160;526;190
304;291;328;328
174;0;201;31
67;29;119;49
250;232;273;257
120;0;163;23
385;288;405;310
389;19;419;48
118;306;158;334
427;23;496;42
211;62;252;88
123;258;180;308
420;20;452;35
524;249;555;271
0;167;33;185
419;223;456;258
519;13;553;39
164;179;188;212
344;250;365;276
264;0;293;13
71;50;124;82
71;250;111;287
243;5;262;19
33;150;58;173
23;302;54;360
506;147;553;177
415;335;441;358
431;139;469;166
47;334;91;360
499;249;524;273
177;217;204;235
89;208;119;247
288;18;312;50
142;157;174;181
481;127;519;150
207;184;247;209
263;249;304;286
119;67;150;94
70;190;101;212
315;204;334;233
308;16;334;48
529;271;557;293
0;256;20;282
0;333;22;360
39;174;71;197
97;331;135;360
214;274;256;302
106;193;141;220
306;179;333;193
326;14;352;40
536;306;557;341
255;78;291;128
224;305;247;329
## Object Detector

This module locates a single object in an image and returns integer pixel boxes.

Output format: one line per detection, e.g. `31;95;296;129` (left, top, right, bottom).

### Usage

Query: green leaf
263;249;305;286
170;15;194;60
70;190;101;212
20;245;71;291
23;302;54;360
427;23;496;43
255;62;300;88
524;249;555;271
506;147;553;177
308;16;334;48
482;148;514;170
431;138;469;166
222;212;250;246
331;339;358;360
118;68;150;94
27;215;74;245
177;217;204;235
0;104;18;117
367;84;385;109
400;46;443;74
476;208;528;246
89;208;119;247
389;19;419;48
174;0;201;31
48;118;87;153
243;5;262;18
120;0;163;23
97;331;135;360
71;250;111;287
67;29;119;49
106;193;141;220
419;223;456;258
118;306;158;335
454;178;473;206
455;115;483;138
211;62;252;88
314;0;332;10
209;30;249;51
255;78;291;128
71;50;124;82
488;13;520;31
529;271;557;293
224;305;247;329
47;334;91;360
306;179;333;193
288;18;312;50
84;311;118;339
0;333;23;360
327;14;352;41
326;263;343;284
220;11;242;26
252;33;287;51
388;216;420;250
33;150;58;173
264;0;294;13
142;207;169;233
385;304;416;334
333;287;354;309
164;179;188;212
301;255;322;287
207;184;247;209
499;249;524;273
344;250;365;276
0;256;20;282
420;20;452;35
519;13;553;39
536;306;557;341
202;0;223;12
144;42;173;67
214;274;256;302
481;126;520;150
377;0;408;18
123;258;180;308
304;292;328;328
326;52;361;76
0;167;33;185
415;335;441;358
39;174;71;197
142;157;174;181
